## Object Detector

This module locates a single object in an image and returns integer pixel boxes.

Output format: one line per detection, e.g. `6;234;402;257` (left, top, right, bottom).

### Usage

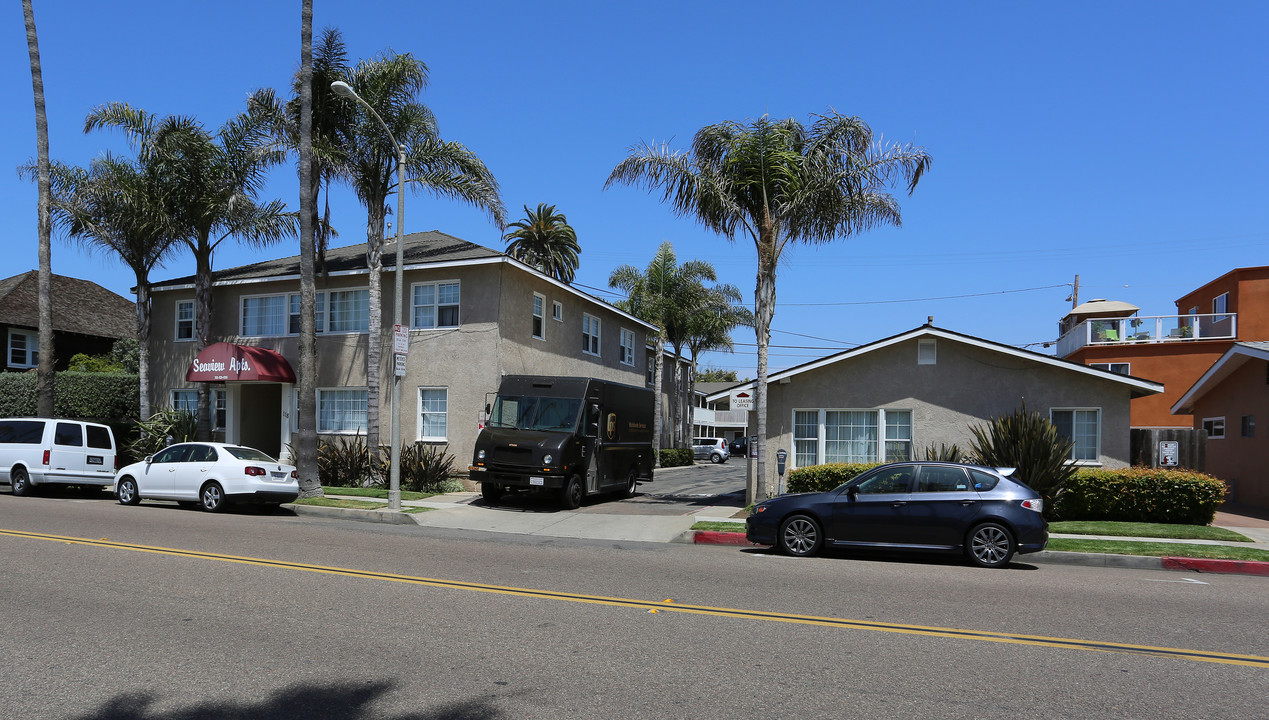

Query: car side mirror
144;455;153;464
846;485;859;499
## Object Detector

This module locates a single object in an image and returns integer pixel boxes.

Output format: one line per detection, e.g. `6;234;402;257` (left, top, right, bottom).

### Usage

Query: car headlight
477;449;486;460
543;454;553;465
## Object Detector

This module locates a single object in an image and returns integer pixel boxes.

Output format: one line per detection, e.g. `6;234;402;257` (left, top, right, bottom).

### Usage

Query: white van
0;418;118;495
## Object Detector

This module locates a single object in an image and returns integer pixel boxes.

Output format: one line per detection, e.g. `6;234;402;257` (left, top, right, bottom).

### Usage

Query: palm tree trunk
670;348;684;448
24;0;54;418
194;242;214;441
751;248;777;503
652;337;665;465
296;0;322;498
364;208;385;468
135;275;152;420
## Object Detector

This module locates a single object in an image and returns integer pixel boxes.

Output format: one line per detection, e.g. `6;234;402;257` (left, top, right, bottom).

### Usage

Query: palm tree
606;112;931;502
295;0;321;498
45;154;180;419
503;203;581;283
332;50;505;455
609;242;716;458
683;283;751;441
23;0;54;417
86;103;296;440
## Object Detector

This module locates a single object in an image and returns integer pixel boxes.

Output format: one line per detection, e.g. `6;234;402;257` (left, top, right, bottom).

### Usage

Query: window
86;425;113;450
7;329;37;368
794;408;910;467
241;295;288;336
1090;362;1130;375
552;301;563;322
176;300;195;341
916;466;969;492
418;387;448;441
1203;417;1225;440
646;355;655;386
582;314;600;356
884;411;912;461
856;465;914;494
327;289;369;332
54;422;83;447
1241;415;1255;438
169;389;224;430
532;293;546;340
1052;408;1100;461
318;388;368;433
620;328;635;366
212;388;226;431
171;389;197;414
918;339;936;365
412;281;460;329
287;293;327;335
824;411;877;464
1213;292;1229;318
244;290;359;337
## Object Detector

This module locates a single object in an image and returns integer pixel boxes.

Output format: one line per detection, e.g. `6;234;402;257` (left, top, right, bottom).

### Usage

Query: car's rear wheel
200;482;226;513
10;467;31;496
966;522;1016;568
116;477;141;506
710;452;723;464
777;514;823;557
481;482;502;504
560;475;583;510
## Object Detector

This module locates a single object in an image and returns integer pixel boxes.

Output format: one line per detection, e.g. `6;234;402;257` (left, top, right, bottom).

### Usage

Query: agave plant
129;407;197;461
967;403;1077;518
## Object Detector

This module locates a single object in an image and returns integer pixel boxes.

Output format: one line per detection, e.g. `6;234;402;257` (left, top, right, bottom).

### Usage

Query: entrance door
239;384;283;457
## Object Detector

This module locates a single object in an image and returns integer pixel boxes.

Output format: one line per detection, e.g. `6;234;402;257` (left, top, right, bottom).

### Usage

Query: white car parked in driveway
113;442;299;512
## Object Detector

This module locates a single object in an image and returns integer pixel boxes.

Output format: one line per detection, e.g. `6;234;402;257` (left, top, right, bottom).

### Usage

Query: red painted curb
1161;557;1269;576
694;531;758;546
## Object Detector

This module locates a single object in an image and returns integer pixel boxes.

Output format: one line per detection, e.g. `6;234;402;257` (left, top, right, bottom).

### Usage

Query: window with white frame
582;314;600;356
212;388;226;431
176;300;195;341
7;329;38;368
241;294;288;336
552;301;563;322
1052;408;1101;461
1202;416;1225;440
1090;362;1130;375
287;293;327;335
620;328;635;366
412;281;460;329
418;387;448;441
243;290;359;337
327;289;369;332
318;388;368;433
171;389;197;414
169;389;225;430
794;408;912;467
532;293;546;340
1213;292;1229;317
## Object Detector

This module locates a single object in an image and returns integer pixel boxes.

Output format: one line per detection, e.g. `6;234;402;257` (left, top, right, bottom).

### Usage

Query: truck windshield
488;396;582;431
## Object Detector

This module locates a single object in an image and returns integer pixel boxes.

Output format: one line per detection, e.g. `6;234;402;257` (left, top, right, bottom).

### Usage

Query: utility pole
1069;274;1080;309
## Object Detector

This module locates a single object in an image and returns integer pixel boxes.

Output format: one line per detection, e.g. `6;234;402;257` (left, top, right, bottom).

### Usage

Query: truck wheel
481;482;502;504
11;467;31;496
622;468;638;499
560;475;583;510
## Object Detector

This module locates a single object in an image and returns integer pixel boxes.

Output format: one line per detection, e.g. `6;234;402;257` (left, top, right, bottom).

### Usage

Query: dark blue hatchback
746;462;1048;568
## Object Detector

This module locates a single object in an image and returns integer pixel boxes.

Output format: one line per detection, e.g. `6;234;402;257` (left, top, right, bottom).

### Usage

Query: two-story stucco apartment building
145;231;656;462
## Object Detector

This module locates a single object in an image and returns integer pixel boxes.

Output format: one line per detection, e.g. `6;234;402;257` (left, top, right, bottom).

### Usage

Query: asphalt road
2;489;1266;720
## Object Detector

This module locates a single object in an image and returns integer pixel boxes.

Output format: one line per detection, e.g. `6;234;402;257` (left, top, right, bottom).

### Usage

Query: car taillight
42;450;49;465
291;470;298;479
1021;498;1043;513
244;466;266;477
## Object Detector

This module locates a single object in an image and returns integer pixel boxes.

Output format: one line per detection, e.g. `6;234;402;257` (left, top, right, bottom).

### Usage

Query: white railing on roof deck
1056;313;1236;357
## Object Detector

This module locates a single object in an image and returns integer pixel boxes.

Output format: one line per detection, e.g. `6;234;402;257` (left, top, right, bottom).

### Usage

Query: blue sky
4;1;1267;376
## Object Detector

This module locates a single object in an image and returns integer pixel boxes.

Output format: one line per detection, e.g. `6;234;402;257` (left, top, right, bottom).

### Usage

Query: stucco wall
1191;358;1269;510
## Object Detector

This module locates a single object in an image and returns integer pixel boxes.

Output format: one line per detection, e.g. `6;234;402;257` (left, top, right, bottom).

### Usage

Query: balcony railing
1057;313;1236;357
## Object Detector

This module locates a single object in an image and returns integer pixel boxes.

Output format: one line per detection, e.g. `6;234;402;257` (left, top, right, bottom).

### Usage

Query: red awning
185;342;296;383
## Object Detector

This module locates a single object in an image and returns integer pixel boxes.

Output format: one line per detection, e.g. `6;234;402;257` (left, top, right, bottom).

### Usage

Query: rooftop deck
1057;313;1236;357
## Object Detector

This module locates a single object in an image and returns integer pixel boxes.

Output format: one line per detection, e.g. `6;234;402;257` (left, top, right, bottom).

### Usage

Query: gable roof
1171;342;1269;414
705;325;1165;402
149;230;656;331
0;271;135;340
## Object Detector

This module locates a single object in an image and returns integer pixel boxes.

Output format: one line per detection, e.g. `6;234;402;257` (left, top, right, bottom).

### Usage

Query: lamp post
331;80;405;511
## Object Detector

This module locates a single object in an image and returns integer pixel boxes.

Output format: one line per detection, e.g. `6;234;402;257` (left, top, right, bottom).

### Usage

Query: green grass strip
293;497;387;510
1047;538;1269;562
691;521;747;533
1049;520;1252;542
320;486;438;501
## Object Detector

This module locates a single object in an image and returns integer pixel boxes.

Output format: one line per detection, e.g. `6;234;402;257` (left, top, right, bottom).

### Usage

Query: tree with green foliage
968;403;1078;519
607;111;931;503
696;368;738;383
503;203;581;283
683;283;751;441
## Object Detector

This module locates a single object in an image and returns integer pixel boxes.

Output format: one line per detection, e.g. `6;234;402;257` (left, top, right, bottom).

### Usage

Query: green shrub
786;463;879;493
659;448;693;467
1056;468;1227;525
396;443;459;493
969;403;1077;518
922;443;963;462
0;373;38;417
0;371;139;420
317;433;378;487
128;407;197;461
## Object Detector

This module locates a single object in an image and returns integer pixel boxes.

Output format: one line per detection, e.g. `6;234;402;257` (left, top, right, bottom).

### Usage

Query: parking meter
776;448;788;495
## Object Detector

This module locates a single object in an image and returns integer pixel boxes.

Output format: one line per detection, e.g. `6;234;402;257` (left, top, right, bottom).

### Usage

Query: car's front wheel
200;482;226;513
481;482;502;504
777;514;823;557
116;477;141;506
966;522;1016;568
10;467;31;496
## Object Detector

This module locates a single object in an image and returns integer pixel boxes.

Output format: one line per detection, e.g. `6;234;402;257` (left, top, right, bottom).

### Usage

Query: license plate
530;477;544;486
271;472;287;479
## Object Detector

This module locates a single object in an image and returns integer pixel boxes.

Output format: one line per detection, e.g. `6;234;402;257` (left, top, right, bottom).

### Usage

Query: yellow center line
5;528;1267;668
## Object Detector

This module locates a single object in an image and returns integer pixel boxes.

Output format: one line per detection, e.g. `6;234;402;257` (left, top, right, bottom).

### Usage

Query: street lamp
331;80;405;512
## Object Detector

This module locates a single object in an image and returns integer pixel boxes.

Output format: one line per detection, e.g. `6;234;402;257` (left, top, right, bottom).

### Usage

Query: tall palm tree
86;103;296;440
333;50;505;455
609;241;716;458
45;154;179;419
683;283;751;441
607;112;931;502
294;0;322;498
503;203;581;283
23;0;54;417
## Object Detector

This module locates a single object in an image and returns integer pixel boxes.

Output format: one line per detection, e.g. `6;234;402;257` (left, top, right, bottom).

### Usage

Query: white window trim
417;386;448;442
1090;362;1131;375
1051;407;1103;464
317;387;369;435
619;328;635;366
918;339;936;365
212;388;226;431
239;289;362;337
7;328;38;369
175;300;196;342
410;279;462;331
582;313;601;357
1203;416;1226;440
532;292;546;341
790;408;912;469
1213;292;1229;315
552;301;563;322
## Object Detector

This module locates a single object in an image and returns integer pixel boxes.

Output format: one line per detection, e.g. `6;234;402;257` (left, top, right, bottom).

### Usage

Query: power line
776;283;1070;306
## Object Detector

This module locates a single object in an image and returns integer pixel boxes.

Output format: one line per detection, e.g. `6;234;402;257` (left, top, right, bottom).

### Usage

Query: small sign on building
393;324;409;354
730;390;754;411
394;352;407;378
1159;440;1179;467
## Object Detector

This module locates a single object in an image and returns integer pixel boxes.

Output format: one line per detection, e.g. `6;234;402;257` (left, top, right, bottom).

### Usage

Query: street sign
394;352;407;378
730;390;754;411
1159;440;1179;467
393;324;409;354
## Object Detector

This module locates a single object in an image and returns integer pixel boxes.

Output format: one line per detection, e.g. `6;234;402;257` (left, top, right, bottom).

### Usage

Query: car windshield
223;446;277;463
487;395;581;431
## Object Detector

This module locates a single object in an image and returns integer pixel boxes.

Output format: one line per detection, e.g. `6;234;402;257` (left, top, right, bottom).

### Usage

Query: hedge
659;448;693;467
1056;468;1227;525
786;463;880;493
0;371;139;421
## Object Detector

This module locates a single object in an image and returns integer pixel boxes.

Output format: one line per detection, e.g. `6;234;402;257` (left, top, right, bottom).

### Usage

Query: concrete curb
1161;556;1269;576
285;503;418;525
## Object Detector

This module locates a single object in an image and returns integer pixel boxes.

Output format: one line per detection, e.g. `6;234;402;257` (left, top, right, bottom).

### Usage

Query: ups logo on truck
606;413;617;440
